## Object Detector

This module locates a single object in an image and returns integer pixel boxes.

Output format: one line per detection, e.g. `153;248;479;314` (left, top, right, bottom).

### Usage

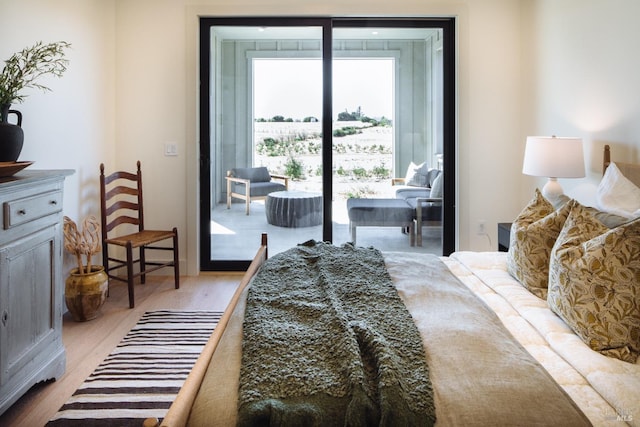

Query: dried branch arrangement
63;215;101;274
0;41;71;105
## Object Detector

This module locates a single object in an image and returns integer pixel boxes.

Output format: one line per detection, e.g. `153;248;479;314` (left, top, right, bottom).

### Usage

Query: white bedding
427;251;639;426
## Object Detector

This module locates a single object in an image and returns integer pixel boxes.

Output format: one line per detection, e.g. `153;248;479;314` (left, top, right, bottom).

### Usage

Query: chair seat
395;186;432;200
234;181;287;197
347;198;414;223
105;229;176;248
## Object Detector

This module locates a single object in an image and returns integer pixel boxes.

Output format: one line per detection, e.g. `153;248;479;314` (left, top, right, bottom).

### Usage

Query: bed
153;145;639;427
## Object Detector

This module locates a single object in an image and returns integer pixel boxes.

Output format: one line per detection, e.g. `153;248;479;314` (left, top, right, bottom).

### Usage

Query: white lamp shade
522;136;585;178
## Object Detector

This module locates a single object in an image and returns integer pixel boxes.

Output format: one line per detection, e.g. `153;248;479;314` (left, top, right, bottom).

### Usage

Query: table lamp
522;136;585;202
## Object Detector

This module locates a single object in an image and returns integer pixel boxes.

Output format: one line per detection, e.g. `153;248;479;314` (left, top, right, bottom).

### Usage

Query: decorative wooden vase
65;266;108;322
0;104;24;162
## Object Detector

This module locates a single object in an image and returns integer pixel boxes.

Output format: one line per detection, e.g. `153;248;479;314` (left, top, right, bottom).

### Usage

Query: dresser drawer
3;191;63;229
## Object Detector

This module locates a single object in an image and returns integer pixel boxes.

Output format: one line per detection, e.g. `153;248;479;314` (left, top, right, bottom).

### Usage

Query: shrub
257;137;285;156
284;157;304;180
333;126;361;138
352;167;368;178
343;186;375;199
371;164;390;179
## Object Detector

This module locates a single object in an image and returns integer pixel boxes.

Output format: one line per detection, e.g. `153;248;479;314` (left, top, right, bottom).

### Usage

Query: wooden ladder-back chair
99;161;179;308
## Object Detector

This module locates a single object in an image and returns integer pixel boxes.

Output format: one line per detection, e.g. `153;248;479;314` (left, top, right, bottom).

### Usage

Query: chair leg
126;243;135;309
103;245;110;297
416;203;423;247
245;186;251;215
409;223;415;247
173;228;180;289
140;245;146;284
350;222;357;244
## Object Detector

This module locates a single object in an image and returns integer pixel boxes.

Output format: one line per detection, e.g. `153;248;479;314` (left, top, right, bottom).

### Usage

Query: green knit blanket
237;241;435;426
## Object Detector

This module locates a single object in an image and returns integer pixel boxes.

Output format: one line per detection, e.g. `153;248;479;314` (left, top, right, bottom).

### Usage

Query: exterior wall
216;35;433;205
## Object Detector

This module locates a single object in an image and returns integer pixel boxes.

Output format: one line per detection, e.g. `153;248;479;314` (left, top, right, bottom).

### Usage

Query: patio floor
210;199;442;261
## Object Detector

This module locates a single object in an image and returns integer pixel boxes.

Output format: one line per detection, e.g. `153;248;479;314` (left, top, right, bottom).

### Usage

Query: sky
253;58;393;121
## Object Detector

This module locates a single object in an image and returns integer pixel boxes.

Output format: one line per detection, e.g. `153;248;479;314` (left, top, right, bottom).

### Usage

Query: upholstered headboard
603;144;640;186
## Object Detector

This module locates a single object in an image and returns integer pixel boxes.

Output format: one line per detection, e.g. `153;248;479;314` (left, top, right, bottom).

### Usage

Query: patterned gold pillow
506;189;574;299
548;203;640;363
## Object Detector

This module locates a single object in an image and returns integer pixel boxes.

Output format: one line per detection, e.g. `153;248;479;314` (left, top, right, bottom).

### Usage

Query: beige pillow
506;189;574;299
548;203;640;363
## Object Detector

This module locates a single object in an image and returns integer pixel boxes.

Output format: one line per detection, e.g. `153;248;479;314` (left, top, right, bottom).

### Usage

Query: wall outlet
477;220;486;235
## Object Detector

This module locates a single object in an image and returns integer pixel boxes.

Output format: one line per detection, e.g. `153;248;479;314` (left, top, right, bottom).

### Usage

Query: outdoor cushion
347;199;414;224
404;162;428;186
430;173;443;198
233;181;286;197
426;169;441;187
395;187;431;200
231;167;271;183
403;163;440;188
394;170;441;201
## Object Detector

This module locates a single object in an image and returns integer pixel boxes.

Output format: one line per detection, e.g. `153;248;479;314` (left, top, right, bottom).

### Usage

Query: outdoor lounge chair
226;167;289;215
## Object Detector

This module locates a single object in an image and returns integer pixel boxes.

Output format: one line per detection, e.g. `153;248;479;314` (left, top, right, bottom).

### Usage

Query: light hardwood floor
0;273;242;427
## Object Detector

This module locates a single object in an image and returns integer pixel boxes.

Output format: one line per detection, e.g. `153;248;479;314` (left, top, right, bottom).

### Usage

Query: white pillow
404;162;427;187
596;162;640;219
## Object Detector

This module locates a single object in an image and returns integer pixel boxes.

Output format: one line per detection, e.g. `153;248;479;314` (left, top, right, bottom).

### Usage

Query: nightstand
498;222;512;252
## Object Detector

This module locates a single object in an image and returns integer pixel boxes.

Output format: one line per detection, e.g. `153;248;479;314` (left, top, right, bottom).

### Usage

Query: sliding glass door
200;17;455;270
331;24;446;252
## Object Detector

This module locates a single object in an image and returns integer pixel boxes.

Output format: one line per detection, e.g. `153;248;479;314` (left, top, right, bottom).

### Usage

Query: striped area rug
47;310;222;427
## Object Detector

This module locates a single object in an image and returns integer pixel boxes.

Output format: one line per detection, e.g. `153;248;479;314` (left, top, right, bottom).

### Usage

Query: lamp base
541;178;564;203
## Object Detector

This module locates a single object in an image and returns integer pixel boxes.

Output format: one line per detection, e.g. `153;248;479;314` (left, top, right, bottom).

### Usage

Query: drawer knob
17;209;26;215
50;200;58;205
1;310;7;327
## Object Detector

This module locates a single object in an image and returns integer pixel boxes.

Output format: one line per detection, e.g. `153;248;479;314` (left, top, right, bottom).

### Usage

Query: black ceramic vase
0;104;24;162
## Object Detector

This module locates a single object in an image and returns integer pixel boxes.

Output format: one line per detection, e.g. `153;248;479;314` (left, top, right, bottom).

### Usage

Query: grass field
254;121;395;199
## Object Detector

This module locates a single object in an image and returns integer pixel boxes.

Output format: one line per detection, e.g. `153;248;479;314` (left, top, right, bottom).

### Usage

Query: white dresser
0;169;73;415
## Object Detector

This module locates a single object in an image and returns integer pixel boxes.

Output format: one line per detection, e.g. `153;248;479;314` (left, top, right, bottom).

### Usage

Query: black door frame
199;16;456;271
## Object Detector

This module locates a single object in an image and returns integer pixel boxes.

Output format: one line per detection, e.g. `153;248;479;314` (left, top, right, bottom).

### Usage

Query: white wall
0;0;116;272
0;0;527;273
522;0;640;207
113;0;525;273
10;0;638;275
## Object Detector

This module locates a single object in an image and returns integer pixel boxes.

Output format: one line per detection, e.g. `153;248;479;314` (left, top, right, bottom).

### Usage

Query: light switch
164;143;178;156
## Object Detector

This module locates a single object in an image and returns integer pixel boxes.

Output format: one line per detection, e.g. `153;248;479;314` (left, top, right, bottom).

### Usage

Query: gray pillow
430;172;443;198
427;169;441;188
